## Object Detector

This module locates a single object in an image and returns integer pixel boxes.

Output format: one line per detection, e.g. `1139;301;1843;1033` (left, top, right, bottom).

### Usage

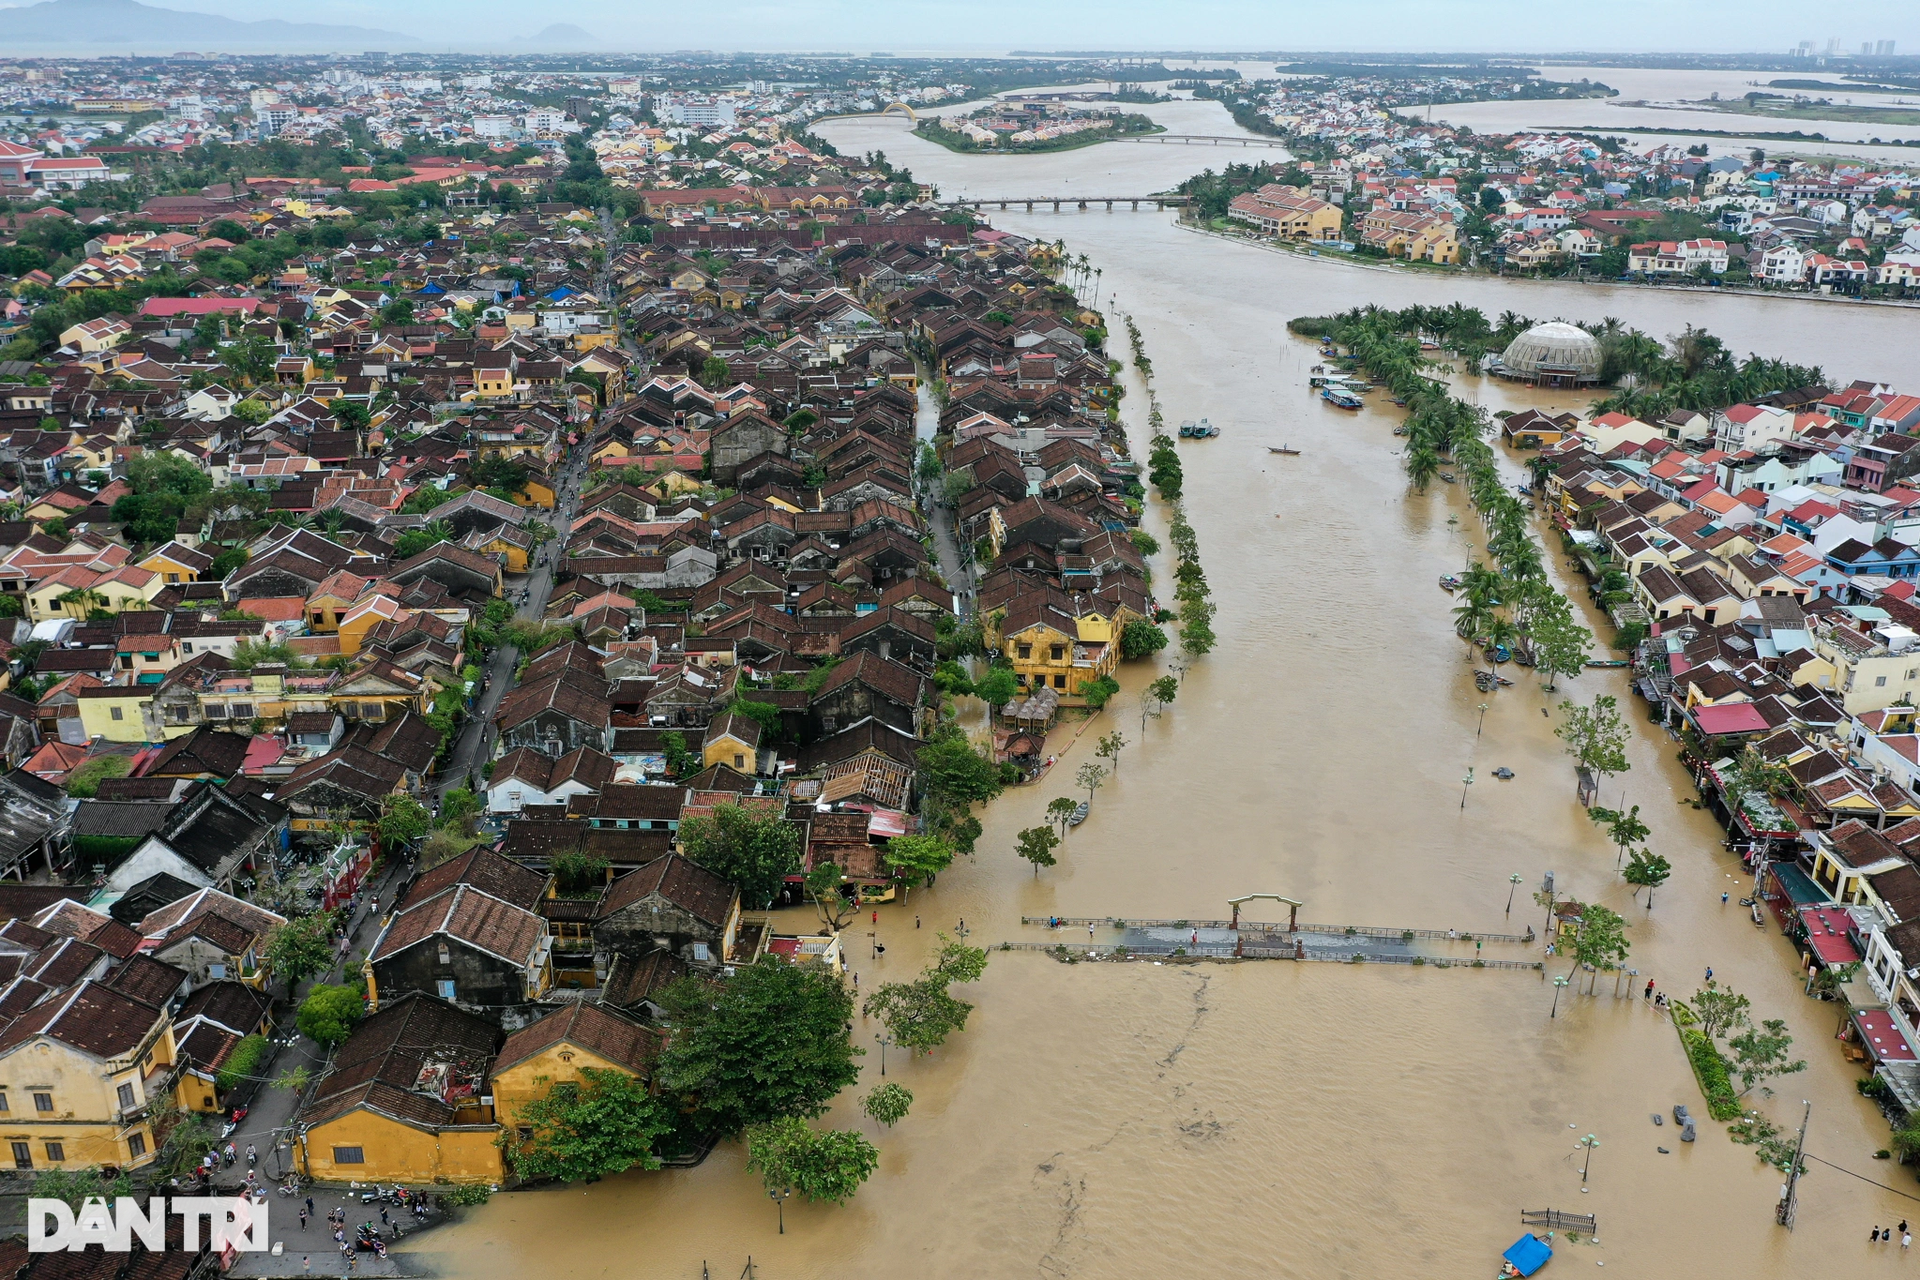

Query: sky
125;0;1920;55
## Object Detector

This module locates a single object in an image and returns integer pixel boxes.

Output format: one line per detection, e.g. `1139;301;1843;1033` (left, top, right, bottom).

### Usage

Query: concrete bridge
945;194;1192;212
1119;133;1291;149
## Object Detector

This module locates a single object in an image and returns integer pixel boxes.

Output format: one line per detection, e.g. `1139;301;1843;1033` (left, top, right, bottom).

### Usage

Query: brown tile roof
0;979;163;1060
597;854;735;929
102;953;188;1008
495;1002;663;1077
600;948;688;1010
371;883;545;967
401;846;549;913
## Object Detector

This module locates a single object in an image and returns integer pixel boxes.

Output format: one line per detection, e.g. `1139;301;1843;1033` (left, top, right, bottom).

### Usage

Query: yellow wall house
76;685;156;743
0;981;176;1171
491;1003;663;1137
296;993;503;1186
994;598;1125;704
510;473;557;510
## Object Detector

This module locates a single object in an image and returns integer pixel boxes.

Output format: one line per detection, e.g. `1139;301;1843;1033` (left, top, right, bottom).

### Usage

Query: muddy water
414;114;1920;1280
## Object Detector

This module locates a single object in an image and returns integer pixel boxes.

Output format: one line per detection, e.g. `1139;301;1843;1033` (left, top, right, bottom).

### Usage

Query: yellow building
137;541;213;585
75;685;155;742
992;598;1126;704
491;1003;663;1135
0;981;175;1170
509;474;557;510
27;565;165;621
296;993;503;1186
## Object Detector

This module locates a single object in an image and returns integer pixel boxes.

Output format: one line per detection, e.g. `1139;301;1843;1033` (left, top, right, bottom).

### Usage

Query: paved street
435;437;591;798
915;377;975;614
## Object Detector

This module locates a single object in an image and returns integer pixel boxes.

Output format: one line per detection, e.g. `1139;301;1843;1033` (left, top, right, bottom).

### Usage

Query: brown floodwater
410;109;1920;1280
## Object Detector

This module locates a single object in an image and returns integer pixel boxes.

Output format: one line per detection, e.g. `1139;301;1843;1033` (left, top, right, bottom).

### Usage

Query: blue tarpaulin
1503;1234;1552;1276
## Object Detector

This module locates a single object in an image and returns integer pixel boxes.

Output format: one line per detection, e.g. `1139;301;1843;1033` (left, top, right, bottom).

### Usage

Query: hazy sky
139;0;1920;55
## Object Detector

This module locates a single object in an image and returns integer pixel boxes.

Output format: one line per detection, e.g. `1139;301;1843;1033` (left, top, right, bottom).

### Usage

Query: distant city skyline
45;0;1920;56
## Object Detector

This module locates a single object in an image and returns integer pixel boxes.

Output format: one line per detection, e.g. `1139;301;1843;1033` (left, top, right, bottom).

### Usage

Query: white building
472;115;515;138
1756;242;1806;285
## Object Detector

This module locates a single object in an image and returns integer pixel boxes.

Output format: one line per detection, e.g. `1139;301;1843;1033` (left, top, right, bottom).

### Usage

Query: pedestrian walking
1721;891;1730;904
871;910;879;925
246;1143;256;1165
1089;923;1095;940
303;1257;311;1274
1705;966;1714;982
1901;1219;1909;1237
300;1209;309;1231
1644;979;1655;1000
1904;1231;1912;1251
306;1195;315;1217
380;1206;390;1227
915;915;921;929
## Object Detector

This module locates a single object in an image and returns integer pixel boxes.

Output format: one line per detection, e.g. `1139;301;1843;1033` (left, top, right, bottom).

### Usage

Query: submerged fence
996;941;1544;971
1019;916;1535;945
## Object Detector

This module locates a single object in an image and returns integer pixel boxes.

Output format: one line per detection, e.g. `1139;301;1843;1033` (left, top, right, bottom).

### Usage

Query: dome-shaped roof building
1496;321;1603;387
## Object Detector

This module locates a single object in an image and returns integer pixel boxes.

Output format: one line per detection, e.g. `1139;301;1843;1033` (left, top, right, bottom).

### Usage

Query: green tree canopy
297;983;365;1048
264;913;335;990
881;834;954;886
657;959;860;1136
1121;619;1169;660
503;1067;672;1182
863;1082;912;1128
745;1117;878;1205
1016;825;1060;877
677;802;804;908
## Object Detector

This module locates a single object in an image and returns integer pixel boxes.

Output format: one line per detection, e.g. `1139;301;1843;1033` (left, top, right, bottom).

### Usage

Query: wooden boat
1438;574;1462;591
1268;445;1300;455
1474;670;1496;692
1585;659;1630;668
1320;388;1363;409
1439;471;1457;483
1178;421;1196;438
1068;801;1090;828
1490;644;1512;664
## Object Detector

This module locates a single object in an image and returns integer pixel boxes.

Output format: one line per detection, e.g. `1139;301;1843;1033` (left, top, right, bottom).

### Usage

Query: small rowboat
1439;574;1462;591
1439;471;1457;483
1585;659;1630;668
1268;445;1300;455
1068;801;1090;828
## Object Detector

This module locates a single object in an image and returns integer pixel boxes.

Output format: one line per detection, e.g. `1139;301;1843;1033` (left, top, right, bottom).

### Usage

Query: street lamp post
876;1033;895;1077
1506;873;1523;916
1579;1133;1600;1186
770;1185;791;1234
1460;766;1475;810
1477;702;1490;736
1550;974;1570;1018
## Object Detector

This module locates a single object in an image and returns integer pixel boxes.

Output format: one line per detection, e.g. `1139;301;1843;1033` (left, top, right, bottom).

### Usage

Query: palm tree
1405;442;1441;491
56;586;108;619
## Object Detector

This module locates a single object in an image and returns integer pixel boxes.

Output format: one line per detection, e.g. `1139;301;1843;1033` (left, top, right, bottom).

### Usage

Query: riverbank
1174;218;1920;310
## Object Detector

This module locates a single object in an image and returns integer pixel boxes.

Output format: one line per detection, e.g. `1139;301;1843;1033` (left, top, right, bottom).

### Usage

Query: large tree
503;1067;672;1183
656;959;860;1136
745;1116;878;1205
264;913;335;991
881;834;953;886
677;802;804;908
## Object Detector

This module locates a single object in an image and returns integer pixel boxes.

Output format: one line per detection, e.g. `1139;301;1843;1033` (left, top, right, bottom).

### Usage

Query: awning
1852;1008;1918;1064
1502;1234;1552;1277
866;809;908;839
1798;907;1860;965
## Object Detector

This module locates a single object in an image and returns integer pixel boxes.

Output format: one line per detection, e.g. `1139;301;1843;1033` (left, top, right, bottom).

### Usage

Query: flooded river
415;100;1920;1280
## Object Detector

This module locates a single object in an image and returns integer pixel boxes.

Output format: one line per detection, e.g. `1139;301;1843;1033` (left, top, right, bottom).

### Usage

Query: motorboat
1321;388;1363;409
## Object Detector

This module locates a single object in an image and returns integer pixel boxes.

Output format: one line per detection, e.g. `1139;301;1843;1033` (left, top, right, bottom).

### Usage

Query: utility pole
1777;1100;1810;1228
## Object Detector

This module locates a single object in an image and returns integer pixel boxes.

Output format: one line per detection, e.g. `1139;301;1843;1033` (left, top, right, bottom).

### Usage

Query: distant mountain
524;23;595;50
0;0;421;52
